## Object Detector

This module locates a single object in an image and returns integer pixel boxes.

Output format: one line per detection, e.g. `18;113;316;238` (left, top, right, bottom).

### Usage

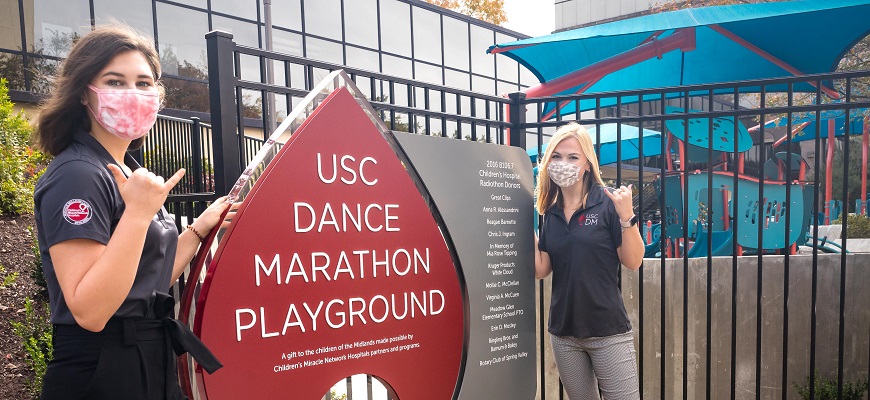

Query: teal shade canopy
490;0;870;116
527;123;663;165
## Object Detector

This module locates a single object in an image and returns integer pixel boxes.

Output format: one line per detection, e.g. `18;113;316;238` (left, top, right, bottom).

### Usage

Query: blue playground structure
528;109;857;257
648;107;851;257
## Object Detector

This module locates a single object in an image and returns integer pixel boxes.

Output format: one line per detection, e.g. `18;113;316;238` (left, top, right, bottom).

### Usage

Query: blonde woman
534;122;643;399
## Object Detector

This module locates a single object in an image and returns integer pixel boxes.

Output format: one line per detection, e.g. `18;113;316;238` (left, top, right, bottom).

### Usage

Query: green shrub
0;264;18;287
831;213;870;238
28;226;47;297
10;297;53;399
0;78;49;215
794;371;869;400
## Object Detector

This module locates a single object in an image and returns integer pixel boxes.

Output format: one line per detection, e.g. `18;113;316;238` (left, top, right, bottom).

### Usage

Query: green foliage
143;143;214;194
0;78;50;215
794;371;869;400
831;212;870;238
422;0;507;25
0;264;18;287
10;298;53;399
328;390;348;400
28;226;47;297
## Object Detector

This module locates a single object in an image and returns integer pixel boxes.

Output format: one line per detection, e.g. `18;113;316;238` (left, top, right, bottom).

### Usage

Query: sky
502;0;556;37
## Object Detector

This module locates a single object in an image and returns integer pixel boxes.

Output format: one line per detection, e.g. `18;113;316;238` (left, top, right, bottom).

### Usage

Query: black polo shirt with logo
538;184;632;338
35;130;178;325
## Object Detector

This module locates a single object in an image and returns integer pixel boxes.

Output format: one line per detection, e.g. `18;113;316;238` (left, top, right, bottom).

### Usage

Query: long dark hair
35;24;163;156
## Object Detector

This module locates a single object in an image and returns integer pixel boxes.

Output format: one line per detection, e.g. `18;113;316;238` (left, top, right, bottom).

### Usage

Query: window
442;17;469;71
445;68;469;90
346;45;380;72
520;65;538;87
212;16;260;48
156;3;209;78
0;54;25;91
211;0;258;21
469;24;494;78
0;0;23;51
496;80;519;96
269;0;303;32
495;33;517;83
379;0;411;56
343;0;378;49
94;0;154;36
303;0;341;40
31;0;91;58
472;75;494;94
212;16;261;81
381;54;411;78
412;8;441;64
271;28;304;56
306;37;343;65
414;61;443;86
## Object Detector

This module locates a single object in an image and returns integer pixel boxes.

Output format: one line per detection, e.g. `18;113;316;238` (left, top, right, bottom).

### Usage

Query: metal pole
206;30;242;195
263;0;277;136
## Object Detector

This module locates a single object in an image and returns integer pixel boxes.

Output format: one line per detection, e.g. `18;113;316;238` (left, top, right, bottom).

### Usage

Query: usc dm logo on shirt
62;199;92;225
577;213;599;226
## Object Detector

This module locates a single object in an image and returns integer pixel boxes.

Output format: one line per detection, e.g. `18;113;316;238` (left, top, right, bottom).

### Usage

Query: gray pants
550;331;640;400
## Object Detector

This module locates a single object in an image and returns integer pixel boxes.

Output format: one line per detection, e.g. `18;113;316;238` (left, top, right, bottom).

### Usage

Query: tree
422;0;507;26
651;0;783;13
162;60;263;119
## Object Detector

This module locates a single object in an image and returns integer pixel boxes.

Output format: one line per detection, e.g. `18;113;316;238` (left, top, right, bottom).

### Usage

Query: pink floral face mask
86;85;159;140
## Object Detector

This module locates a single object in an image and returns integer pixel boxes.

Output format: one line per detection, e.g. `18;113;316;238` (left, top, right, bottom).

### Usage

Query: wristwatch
620;214;638;229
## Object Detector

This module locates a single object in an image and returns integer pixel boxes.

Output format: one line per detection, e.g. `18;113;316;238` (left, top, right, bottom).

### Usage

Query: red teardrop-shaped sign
195;87;465;399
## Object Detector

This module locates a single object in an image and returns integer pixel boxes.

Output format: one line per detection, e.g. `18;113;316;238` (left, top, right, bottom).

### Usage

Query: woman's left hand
604;184;635;221
190;196;240;236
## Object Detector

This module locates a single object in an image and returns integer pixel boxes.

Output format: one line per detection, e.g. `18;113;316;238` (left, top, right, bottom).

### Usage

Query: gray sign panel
394;132;536;400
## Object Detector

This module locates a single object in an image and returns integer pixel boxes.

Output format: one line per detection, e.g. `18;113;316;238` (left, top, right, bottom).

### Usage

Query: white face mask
547;160;586;188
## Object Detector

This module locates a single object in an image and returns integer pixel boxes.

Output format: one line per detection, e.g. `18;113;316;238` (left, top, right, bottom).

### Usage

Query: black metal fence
155;30;870;399
517;70;870;400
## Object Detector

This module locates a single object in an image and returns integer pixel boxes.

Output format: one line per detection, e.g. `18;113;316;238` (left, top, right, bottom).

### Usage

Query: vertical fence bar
681;93;690;400
206;30;242;195
730;88;740;400
755;86;767;400
507;92;526;149
837;78;852;399
782;84;794;400
637;97;646;400
192;117;204;193
706;90;714;400
659;91;667;400
809;81;822;400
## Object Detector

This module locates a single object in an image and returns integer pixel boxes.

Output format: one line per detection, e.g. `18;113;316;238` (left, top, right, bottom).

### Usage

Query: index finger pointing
163;168;186;191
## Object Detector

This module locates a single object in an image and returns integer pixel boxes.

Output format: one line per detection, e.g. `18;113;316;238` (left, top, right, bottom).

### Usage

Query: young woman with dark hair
34;24;231;399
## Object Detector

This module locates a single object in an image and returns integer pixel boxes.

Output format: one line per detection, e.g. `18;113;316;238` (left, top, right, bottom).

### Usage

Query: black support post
206;30;242;195
508;91;526;149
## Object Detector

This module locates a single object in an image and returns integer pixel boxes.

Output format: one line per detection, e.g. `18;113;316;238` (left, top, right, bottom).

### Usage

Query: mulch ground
0;214;45;400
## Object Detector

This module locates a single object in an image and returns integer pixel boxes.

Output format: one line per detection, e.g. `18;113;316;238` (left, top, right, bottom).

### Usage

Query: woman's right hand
107;165;185;221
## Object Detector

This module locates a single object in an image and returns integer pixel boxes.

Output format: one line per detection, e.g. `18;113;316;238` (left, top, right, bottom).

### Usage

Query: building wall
555;0;675;31
0;0;537;118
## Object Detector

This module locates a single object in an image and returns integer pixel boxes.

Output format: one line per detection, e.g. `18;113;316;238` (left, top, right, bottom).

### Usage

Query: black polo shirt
35;130;178;325
538;185;632;338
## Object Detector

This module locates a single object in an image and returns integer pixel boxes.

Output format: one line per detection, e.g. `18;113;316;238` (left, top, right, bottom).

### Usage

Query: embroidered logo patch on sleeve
63;199;92;225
